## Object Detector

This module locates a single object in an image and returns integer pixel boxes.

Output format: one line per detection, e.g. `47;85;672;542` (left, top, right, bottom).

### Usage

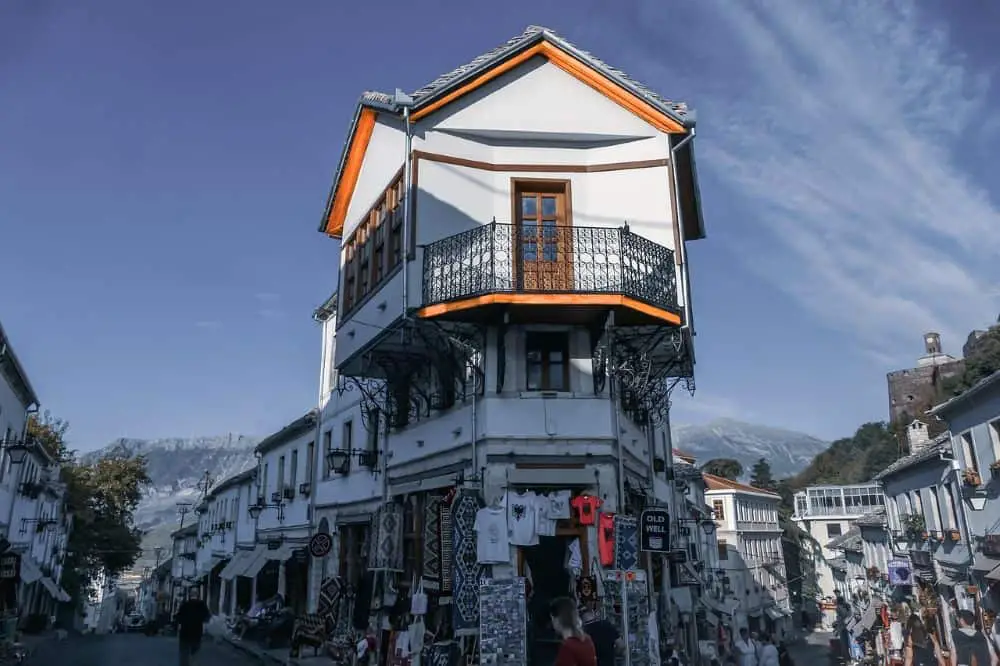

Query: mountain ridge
83;419;827;567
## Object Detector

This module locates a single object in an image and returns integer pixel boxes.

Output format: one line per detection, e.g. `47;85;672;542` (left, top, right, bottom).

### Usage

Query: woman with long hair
904;615;938;666
549;597;598;666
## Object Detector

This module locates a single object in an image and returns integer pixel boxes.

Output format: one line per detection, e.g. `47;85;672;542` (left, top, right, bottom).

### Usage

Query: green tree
942;325;1000;397
29;415;150;606
701;458;743;480
750;458;776;491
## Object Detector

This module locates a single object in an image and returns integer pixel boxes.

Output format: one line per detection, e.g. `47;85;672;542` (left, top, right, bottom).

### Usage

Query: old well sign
640;508;670;553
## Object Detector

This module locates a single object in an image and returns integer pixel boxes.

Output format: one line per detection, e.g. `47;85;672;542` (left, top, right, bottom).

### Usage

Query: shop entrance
519;532;589;666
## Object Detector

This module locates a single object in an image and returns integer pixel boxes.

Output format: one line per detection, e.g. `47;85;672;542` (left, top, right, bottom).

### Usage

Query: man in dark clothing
580;607;623;666
175;588;211;666
951;609;992;666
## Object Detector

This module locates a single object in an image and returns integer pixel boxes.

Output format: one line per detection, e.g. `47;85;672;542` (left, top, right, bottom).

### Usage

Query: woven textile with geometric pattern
450;490;483;635
422;495;443;590
372;503;404;571
613;515;639;571
439;500;453;594
290;613;326;657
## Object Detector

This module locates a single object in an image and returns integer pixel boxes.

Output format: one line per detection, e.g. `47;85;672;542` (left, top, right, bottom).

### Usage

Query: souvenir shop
311;478;666;666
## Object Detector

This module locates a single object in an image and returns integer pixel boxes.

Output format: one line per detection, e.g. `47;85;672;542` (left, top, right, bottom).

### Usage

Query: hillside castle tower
886;332;965;425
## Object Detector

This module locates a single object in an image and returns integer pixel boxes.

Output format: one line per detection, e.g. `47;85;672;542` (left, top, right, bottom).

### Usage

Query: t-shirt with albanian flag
571;495;603;526
504;490;539;545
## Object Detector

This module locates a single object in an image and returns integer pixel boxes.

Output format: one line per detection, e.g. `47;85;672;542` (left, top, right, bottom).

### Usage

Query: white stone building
0;319;72;620
792;482;886;600
705;474;790;636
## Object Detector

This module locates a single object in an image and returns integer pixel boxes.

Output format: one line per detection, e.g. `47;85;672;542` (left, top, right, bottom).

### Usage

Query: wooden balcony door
513;180;573;292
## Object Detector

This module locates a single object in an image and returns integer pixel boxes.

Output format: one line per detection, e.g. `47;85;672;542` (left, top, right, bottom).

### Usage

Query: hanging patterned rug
450;489;483;634
423;495;443;590
372;503;404;571
613;515;639;572
318;576;342;624
439;500;454;594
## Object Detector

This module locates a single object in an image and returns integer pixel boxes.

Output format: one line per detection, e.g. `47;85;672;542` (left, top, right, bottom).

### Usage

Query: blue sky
2;0;998;451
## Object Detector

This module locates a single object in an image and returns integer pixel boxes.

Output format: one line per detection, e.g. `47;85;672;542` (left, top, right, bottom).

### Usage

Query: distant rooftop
703;474;780;497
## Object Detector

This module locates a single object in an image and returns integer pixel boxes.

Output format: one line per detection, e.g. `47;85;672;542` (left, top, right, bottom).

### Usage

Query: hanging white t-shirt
536;499;557;537
474;507;510;563
503;490;539;546
548;490;572;519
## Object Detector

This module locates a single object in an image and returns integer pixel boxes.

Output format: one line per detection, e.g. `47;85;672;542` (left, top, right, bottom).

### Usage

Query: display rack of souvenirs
602;570;651;666
478;578;528;666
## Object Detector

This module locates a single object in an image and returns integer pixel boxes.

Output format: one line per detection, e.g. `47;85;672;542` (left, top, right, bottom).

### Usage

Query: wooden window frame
525;331;570;392
717;538;729;561
510;178;574;292
338;168;407;320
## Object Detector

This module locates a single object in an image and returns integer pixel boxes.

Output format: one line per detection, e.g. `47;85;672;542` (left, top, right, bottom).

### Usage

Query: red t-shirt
555;636;598;666
597;512;615;566
571;495;603;525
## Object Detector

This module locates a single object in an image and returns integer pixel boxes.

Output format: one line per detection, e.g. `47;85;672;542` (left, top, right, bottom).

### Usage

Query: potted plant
930;531;943;542
901;513;926;539
963;468;982;487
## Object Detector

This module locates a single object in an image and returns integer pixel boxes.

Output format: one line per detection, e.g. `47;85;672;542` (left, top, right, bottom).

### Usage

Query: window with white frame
989;420;1000;464
961;432;980;473
929;487;943;531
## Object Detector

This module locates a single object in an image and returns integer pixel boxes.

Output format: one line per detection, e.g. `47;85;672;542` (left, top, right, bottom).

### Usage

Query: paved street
26;632;261;666
788;631;835;666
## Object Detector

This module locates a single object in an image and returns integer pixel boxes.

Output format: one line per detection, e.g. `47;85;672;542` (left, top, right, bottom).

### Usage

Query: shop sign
639;508;670;553
309;532;333;558
0;555;16;579
982;534;1000;557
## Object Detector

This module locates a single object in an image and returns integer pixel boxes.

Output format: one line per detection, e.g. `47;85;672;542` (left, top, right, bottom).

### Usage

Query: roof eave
541;31;693;130
254;411;318;456
929;370;1000;418
318;101;368;235
0;322;40;409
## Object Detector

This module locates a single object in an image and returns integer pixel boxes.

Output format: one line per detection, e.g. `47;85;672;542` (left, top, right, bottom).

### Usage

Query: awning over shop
986;564;1000;582
765;607;784;620
197;556;223;577
18;558;41;584
243;544;294;579
39;576;70;603
219;550;254;581
701;595;733;617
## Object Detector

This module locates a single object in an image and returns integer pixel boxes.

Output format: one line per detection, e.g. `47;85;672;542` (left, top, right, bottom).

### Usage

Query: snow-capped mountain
82;435;259;567
95;419;826;569
671;418;829;478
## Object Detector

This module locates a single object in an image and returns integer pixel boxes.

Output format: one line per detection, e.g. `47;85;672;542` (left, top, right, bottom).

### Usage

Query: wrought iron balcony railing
422;220;679;314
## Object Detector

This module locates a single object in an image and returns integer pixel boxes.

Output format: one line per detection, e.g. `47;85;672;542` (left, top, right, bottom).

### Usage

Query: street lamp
326;448;380;475
248;501;284;522
700;519;717;536
4;442;29;465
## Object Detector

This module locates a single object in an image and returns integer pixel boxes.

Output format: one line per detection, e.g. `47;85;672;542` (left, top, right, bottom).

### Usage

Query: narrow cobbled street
26;633;260;666
788;631;835;666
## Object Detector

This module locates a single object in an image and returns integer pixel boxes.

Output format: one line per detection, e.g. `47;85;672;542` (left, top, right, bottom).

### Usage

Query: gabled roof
827;527;863;552
874;432;951;480
254;411;318;456
703;473;780;497
207;467;256;499
320;25;698;238
853;508;887;528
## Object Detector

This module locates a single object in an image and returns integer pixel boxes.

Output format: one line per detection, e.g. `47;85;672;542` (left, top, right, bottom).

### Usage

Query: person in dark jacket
580;607;623;666
175;588;211;666
950;610;993;666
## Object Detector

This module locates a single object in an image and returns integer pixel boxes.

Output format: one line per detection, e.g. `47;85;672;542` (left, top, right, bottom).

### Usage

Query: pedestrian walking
734;628;759;666
758;635;779;666
174;588;211;666
549;597;598;666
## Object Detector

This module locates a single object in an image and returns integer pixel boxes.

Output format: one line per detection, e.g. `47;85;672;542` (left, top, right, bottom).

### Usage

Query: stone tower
886;333;965;425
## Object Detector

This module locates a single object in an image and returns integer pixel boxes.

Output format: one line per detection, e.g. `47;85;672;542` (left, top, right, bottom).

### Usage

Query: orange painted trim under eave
324;108;378;238
410;42;686;134
411;44;546;122
415;293;682;325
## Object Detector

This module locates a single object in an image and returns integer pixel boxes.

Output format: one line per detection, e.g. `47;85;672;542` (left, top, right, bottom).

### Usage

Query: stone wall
886;360;965;425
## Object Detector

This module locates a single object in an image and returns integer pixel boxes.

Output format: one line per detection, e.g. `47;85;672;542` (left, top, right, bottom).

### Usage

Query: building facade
704;475;790;637
929;370;1000;612
792;482;886;600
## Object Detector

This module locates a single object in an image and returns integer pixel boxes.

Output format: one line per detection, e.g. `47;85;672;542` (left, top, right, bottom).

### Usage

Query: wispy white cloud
194;320;222;330
618;0;1000;359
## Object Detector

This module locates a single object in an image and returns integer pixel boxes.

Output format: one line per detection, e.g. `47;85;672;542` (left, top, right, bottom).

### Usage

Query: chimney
924;332;942;355
907;420;931;453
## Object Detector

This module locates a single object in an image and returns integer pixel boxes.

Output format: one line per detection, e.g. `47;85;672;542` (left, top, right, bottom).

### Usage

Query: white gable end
429;56;661;138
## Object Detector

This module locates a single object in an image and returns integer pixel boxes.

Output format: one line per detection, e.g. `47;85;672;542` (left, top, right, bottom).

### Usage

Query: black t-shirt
176;600;211;641
584;619;619;666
